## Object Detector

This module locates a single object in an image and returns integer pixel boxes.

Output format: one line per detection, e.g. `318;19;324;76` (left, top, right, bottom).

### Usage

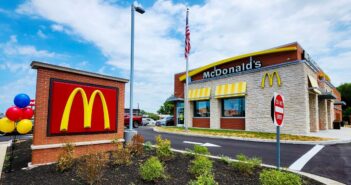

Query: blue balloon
14;94;30;108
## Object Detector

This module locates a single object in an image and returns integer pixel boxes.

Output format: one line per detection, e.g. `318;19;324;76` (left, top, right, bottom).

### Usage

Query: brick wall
193;118;210;128
32;67;125;165
220;118;245;130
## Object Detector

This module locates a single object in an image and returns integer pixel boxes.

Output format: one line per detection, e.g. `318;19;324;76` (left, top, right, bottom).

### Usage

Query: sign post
271;92;284;170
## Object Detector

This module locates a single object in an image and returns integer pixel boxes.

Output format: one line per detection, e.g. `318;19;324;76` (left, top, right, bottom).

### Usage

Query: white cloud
37;29;47;39
15;0;351;112
51;24;64;31
1;35;56;58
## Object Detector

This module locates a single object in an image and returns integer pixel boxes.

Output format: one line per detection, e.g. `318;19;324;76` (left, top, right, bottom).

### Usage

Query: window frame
221;97;245;118
193;100;210;118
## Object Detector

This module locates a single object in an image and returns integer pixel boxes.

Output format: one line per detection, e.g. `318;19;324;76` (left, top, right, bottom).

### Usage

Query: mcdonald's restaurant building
168;42;344;135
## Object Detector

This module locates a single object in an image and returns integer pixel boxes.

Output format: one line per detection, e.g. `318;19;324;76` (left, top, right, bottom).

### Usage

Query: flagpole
184;8;190;132
185;55;189;132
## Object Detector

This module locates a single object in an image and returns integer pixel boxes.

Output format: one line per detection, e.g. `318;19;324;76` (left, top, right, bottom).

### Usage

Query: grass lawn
156;126;332;141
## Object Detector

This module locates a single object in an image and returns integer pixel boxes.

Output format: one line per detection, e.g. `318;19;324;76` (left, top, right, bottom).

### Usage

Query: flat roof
31;61;129;83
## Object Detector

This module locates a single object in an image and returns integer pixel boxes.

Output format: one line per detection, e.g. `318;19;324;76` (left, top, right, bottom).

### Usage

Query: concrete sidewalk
306;127;351;140
0;141;10;179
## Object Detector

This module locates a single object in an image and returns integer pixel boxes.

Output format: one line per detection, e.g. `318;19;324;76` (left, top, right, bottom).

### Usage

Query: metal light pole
125;3;145;143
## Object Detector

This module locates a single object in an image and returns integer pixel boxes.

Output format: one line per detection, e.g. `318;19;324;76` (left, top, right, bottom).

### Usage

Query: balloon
16;119;33;134
14;94;30;108
22;107;34;119
0;117;15;133
6;106;23;121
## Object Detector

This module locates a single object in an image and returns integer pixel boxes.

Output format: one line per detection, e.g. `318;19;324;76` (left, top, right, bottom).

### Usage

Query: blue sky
0;0;351;113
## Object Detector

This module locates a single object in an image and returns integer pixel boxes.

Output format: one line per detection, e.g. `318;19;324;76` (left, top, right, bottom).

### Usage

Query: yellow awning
188;87;211;101
308;75;321;95
215;82;247;98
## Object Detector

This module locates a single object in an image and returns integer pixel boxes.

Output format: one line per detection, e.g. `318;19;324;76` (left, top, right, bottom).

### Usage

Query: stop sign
273;93;284;127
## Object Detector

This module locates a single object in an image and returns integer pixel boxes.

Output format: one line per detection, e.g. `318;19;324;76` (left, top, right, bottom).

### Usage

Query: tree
157;101;174;115
337;83;351;120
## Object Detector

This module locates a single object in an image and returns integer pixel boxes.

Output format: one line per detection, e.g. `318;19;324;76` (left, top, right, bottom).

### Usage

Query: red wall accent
48;79;118;135
193;118;210;128
220;118;245;130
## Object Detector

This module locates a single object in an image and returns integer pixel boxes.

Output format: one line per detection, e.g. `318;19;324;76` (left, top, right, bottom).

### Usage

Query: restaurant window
222;97;245;117
194;100;210;117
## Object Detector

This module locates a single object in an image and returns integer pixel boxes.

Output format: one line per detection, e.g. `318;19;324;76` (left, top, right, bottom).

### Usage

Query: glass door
176;107;184;126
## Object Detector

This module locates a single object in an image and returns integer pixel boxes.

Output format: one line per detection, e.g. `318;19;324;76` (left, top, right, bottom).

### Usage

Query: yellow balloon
16;119;33;134
0;117;15;133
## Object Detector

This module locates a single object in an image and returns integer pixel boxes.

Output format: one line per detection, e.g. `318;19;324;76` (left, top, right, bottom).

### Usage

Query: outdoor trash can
333;121;341;129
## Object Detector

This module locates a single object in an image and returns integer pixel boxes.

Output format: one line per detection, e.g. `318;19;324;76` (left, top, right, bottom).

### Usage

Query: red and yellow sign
48;79;118;135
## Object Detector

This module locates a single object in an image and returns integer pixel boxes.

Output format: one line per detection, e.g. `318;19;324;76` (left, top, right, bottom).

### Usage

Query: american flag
185;8;190;59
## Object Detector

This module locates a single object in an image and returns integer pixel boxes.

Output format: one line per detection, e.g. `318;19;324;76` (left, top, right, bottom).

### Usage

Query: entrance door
176;107;184;126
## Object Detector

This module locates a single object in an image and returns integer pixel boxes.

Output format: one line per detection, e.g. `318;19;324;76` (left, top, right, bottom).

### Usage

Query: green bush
219;155;231;164
188;173;218;185
155;135;173;161
260;169;302;185
57;143;75;172
189;156;213;176
230;154;261;175
193;145;210;155
144;141;153;151
139;156;165;181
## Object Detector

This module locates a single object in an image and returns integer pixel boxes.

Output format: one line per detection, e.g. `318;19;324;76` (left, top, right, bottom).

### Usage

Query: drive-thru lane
137;127;312;167
137;127;350;184
302;143;351;185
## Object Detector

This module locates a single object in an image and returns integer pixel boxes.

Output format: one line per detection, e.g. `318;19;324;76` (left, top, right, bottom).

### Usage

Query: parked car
156;116;174;126
124;114;142;128
142;118;156;126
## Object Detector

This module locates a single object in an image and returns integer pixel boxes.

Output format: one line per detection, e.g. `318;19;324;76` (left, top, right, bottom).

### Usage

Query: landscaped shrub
144;141;153;151
130;134;145;156
230;154;261;175
193;144;209;155
188;173;218;185
155;135;173;161
111;143;132;166
56;143;74;172
260;169;302;185
139;156;165;181
189;156;213;176
76;152;108;185
219;155;231;164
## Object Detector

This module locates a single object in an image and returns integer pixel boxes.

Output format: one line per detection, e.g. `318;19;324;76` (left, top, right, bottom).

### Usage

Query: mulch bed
1;140;324;185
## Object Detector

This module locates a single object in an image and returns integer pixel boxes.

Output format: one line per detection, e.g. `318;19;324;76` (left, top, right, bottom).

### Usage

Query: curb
153;127;351;145
168;147;345;185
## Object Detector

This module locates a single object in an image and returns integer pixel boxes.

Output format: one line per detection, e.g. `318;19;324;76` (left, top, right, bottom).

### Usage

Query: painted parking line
289;145;324;171
183;141;221;147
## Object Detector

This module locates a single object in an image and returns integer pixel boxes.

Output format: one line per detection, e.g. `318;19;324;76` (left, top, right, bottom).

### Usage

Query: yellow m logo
60;87;110;132
261;71;281;88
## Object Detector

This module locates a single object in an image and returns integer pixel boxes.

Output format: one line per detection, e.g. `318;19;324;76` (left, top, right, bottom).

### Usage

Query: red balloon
22;107;34;119
6;106;23;121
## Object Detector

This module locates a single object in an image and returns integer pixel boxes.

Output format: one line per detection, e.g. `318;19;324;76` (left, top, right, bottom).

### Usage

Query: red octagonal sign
274;93;284;127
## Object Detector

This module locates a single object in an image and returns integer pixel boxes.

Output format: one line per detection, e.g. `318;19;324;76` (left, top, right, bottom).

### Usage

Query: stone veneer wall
185;62;310;135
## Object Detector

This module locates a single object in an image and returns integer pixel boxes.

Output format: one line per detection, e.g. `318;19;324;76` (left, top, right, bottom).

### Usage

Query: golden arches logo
261;71;281;88
60;87;110;132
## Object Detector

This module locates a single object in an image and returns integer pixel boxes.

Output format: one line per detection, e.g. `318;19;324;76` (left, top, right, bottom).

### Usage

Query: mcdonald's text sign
48;79;118;135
